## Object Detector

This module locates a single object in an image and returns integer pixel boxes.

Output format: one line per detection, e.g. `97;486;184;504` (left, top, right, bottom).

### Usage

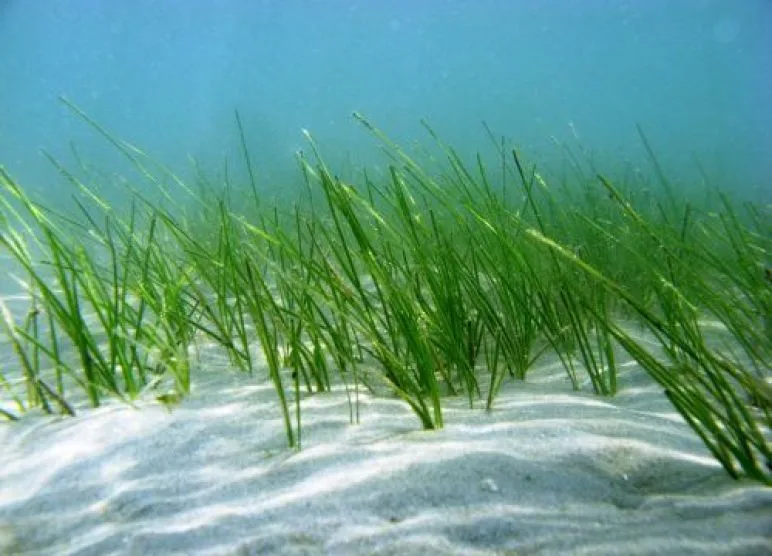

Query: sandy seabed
1;343;771;556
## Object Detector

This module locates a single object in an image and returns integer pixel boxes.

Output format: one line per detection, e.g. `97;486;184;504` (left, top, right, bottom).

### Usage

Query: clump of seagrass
0;101;769;485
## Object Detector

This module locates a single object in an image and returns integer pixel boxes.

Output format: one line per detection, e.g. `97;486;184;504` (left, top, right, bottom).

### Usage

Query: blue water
0;0;769;202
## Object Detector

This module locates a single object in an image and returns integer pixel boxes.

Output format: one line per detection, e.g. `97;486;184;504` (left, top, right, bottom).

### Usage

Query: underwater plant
0;102;769;484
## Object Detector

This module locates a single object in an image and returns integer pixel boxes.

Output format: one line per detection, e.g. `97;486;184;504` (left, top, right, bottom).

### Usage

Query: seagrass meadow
1;101;770;498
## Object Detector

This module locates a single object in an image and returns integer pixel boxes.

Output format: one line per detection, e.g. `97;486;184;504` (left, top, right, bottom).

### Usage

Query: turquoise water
0;0;769;202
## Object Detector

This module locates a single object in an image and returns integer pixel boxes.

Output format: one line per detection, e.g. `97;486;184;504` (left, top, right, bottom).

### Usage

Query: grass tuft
0;109;768;484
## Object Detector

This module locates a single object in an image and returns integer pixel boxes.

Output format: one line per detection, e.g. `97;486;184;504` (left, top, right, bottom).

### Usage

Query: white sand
1;349;770;556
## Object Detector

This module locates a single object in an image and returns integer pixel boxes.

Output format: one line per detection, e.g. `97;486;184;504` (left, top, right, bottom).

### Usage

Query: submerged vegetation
0;101;770;484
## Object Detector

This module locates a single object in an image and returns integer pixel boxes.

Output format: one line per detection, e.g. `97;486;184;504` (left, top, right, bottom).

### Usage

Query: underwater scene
0;1;770;554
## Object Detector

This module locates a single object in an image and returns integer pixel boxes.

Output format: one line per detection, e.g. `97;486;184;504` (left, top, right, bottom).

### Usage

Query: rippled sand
1;346;770;555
